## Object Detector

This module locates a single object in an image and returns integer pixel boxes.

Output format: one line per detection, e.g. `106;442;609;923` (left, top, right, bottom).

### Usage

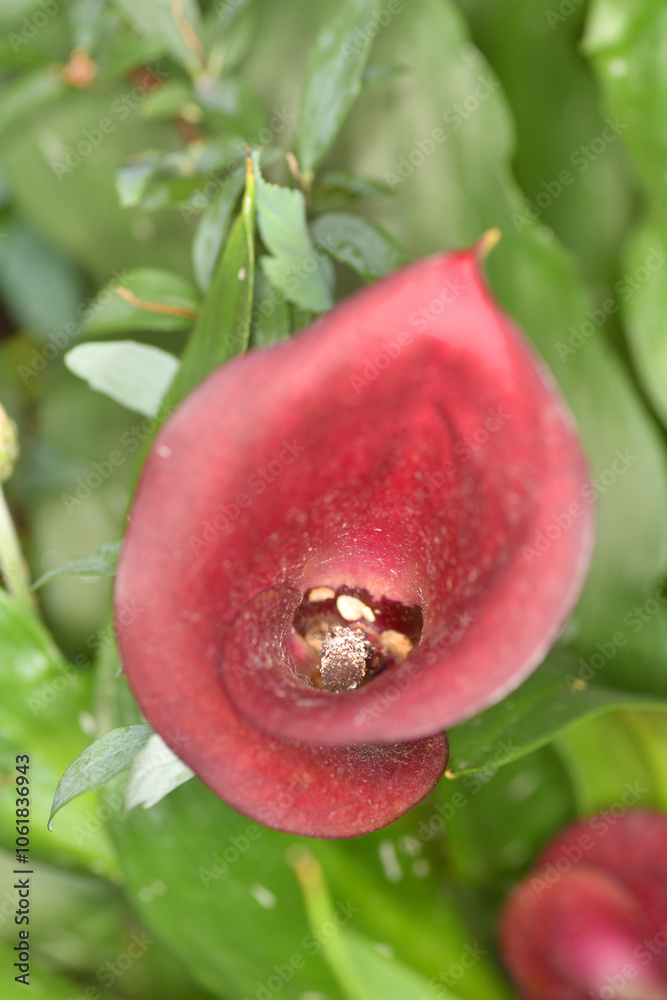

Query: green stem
0;484;33;610
289;847;366;1000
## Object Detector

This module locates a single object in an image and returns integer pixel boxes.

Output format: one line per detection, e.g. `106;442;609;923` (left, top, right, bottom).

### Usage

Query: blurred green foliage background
0;0;666;998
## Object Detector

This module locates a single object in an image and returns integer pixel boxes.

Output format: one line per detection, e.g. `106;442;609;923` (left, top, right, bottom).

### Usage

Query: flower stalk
0;405;33;611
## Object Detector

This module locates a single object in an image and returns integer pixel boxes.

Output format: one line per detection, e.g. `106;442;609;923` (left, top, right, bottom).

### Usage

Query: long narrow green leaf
447;650;667;776
192;167;245;292
166;155;256;405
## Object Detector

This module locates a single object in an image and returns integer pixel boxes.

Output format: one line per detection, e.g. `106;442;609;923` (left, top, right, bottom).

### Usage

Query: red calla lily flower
114;241;593;838
500;809;667;1000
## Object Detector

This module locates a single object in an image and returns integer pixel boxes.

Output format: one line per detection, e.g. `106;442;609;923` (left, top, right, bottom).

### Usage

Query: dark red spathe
500;810;667;1000
114;246;593;837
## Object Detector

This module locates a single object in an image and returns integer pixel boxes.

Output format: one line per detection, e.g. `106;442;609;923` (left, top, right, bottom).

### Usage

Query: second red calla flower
500;810;667;1000
114;240;594;838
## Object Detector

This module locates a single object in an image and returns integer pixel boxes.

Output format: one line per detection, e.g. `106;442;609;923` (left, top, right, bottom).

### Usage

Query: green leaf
203;0;256;71
115;0;206;76
290;303;315;333
0;590;116;873
194;74;267;135
166;156;256;404
584;2;667;430
440;745;578;890
49;724;153;829
65;341;179;417
251;267;291;347
110;781;344;999
460;0;631;291
0;84;194;284
105;637;509;1000
447;650;667;777
291;848;463;1000
0;847;128;975
109;775;511;1000
489;240;667;694
0;67;65;137
140;173;235;213
345;932;463;1000
125;733;194;811
620;221;667;428
338;0;667;695
0;0;46;29
32;540;122;590
0;35;45;72
253;152;333;312
289;847;367;1000
444;705;667;895
311;211;410;280
82;268;201;336
0;217;86;340
0;939;120;1000
623;709;667;806
583;0;667;206
362;62;408;85
311;172;393;214
68;0;110;53
191;166;245;291
555;709;667;815
97;31;169;83
125;141;259;215
312;170;393;215
295;0;380;173
137;78;194;121
115;152;163;207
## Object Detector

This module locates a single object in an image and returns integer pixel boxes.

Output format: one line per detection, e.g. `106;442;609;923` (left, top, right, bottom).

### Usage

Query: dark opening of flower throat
290;585;423;693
